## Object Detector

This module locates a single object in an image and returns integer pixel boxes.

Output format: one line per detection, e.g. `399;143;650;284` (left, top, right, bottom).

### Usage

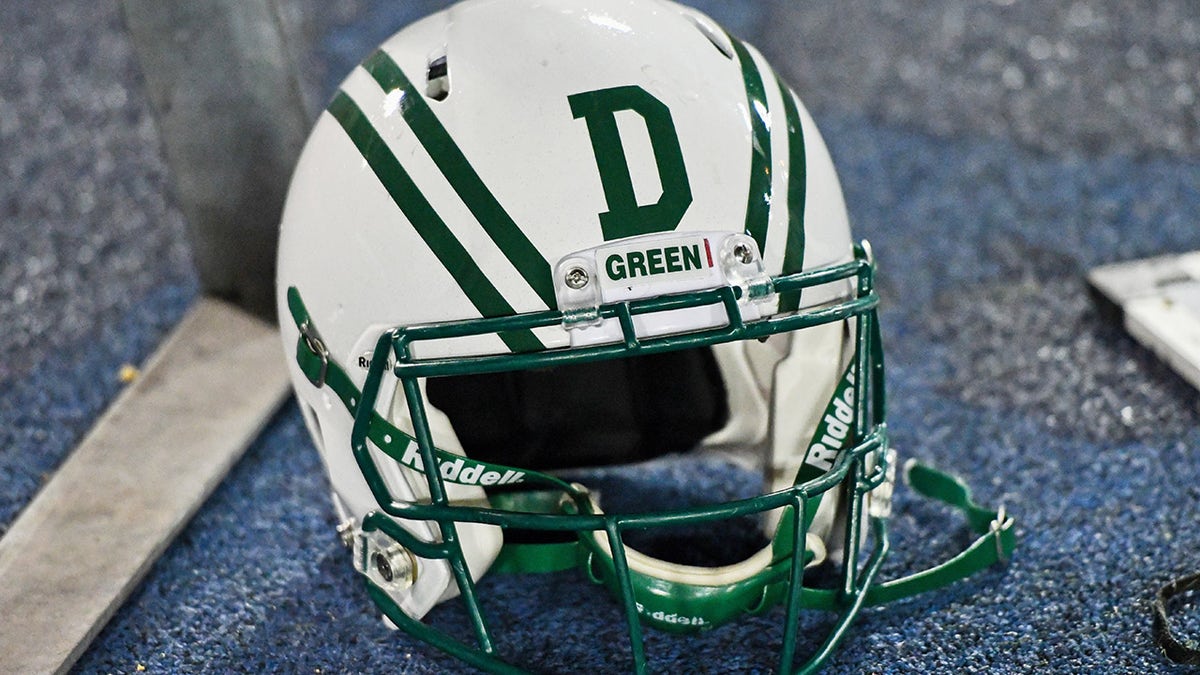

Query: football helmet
276;0;1015;671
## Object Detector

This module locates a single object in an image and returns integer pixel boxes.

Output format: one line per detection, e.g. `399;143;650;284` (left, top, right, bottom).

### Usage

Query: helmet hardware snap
372;543;416;588
564;267;590;290
732;243;755;264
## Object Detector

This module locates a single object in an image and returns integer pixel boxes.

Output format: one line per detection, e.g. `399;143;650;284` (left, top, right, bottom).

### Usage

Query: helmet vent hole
688;16;735;60
426;52;450;101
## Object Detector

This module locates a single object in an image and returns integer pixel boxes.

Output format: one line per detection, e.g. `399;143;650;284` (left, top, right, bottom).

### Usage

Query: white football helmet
276;0;1014;671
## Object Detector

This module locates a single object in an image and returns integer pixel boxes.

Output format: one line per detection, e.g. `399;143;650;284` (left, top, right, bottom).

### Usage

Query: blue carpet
3;1;1199;673
71;116;1200;673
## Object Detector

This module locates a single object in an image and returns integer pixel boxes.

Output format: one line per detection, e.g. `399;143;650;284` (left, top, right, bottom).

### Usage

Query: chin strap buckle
867;448;898;519
357;528;417;592
989;504;1014;563
298;319;330;388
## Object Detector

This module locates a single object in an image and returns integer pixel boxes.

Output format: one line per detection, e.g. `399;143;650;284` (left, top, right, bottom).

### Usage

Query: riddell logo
802;371;856;472
634;602;708;627
604;240;713;282
398;441;525;486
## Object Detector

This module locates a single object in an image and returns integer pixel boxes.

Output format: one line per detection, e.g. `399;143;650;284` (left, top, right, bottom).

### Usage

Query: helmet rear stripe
730;38;773;259
361;50;558;311
326;91;545;353
777;83;808;313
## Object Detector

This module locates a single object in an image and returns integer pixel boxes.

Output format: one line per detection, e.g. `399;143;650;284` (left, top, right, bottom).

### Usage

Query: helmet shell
277;0;855;622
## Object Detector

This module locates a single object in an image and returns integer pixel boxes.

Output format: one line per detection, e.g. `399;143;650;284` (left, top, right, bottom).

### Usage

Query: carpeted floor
3;1;1199;672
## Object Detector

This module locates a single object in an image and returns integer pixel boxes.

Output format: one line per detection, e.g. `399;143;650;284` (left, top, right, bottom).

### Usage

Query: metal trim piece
1088;252;1200;392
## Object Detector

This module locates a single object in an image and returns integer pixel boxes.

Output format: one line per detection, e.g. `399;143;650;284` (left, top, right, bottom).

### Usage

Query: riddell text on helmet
634;602;708;628
398;440;526;486
802;372;857;472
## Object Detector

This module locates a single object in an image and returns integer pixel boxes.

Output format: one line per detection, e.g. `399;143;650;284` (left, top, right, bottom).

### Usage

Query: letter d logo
569;85;692;241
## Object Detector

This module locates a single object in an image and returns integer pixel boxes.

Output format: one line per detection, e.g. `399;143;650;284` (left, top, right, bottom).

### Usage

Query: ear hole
688;15;735;60
426;50;450;101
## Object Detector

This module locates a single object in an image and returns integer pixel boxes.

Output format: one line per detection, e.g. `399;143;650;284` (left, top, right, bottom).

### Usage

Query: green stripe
777;82;807;313
730;39;772;256
326;92;544;353
362;50;557;310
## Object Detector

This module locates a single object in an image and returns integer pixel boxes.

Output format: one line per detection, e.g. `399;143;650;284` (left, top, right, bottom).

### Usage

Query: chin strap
853;460;1015;606
567;457;1015;638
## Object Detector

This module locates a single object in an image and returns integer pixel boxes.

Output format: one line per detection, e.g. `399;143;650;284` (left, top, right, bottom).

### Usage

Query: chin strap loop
844;460;1016;608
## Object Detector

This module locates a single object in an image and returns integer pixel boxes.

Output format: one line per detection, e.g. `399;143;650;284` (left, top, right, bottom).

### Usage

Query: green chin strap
285;248;1017;674
580;541;795;632
489;447;1016;638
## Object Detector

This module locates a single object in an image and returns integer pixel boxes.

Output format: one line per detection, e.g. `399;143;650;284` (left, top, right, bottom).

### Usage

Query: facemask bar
285;242;1016;674
350;244;877;672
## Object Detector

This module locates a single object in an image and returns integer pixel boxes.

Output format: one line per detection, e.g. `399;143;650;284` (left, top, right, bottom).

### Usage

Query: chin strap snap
297;318;330;388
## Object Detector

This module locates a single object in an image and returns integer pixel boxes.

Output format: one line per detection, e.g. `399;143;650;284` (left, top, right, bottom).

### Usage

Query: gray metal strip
1089;252;1200;392
120;0;311;319
1086;253;1196;307
0;299;290;674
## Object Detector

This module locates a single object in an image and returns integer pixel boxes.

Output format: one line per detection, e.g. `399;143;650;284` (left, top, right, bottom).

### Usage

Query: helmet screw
374;552;394;582
732;243;754;264
564;267;590;289
335;520;355;549
373;543;415;586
